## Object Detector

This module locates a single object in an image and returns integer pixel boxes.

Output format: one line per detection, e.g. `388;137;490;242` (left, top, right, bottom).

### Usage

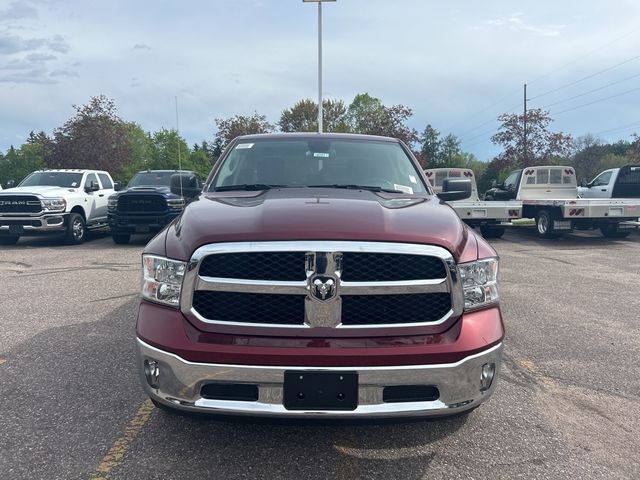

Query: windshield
210;138;426;194
19;172;83;188
128;172;178;188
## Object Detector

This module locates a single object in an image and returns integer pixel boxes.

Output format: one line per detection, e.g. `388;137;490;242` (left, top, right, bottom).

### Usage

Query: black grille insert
341;253;446;281
341;293;451;325
117;194;167;213
199;252;307;280
0;195;42;214
201;383;259;402
193;291;305;324
383;385;440;403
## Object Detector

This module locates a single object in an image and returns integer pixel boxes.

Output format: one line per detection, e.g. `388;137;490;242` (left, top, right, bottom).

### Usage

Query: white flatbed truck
426;168;522;238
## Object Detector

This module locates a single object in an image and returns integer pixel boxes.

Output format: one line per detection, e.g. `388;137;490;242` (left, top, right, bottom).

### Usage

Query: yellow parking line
89;399;154;480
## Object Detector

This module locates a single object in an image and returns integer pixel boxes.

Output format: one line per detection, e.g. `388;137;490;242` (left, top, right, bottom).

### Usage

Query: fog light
480;363;496;391
144;359;160;388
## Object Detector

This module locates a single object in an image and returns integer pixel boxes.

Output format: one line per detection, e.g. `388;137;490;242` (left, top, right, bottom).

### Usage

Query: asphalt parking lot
1;228;639;480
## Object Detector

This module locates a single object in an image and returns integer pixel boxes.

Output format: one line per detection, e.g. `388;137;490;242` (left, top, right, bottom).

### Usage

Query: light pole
303;0;335;133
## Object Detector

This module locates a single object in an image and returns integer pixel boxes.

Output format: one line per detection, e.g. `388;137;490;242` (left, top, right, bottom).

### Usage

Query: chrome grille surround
180;241;464;330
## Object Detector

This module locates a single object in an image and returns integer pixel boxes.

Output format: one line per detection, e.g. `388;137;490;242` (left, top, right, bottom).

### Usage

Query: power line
443;87;521;133
527;26;640;87
529;54;640;101
539;72;640;109
594;120;640;136
551;87;640;115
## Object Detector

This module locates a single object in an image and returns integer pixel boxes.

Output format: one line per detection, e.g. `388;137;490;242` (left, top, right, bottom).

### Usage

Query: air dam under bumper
136;338;502;418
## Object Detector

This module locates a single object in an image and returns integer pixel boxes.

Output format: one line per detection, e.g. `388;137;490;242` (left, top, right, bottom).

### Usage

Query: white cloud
486;13;565;37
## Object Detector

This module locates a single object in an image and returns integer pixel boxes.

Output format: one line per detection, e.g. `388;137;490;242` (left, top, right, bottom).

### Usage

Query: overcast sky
1;0;639;160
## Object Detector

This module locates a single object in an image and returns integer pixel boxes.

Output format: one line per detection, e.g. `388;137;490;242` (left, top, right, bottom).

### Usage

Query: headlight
141;255;187;307
41;198;66;212
458;257;499;311
108;197;118;212
167;198;185;210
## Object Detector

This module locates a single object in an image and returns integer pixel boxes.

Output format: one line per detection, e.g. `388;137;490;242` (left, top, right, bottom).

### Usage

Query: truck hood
0;186;78;197
162;188;477;262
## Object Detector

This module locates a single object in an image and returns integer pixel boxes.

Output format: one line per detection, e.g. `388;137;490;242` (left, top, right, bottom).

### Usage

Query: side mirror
6;180;15;188
437;178;472;201
113;182;122;191
579;179;587;188
170;173;201;199
85;181;99;193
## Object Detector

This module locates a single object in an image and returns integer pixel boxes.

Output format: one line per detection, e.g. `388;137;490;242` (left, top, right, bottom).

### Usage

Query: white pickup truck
0;169;116;245
425;168;522;238
484;166;640;238
578;165;640;199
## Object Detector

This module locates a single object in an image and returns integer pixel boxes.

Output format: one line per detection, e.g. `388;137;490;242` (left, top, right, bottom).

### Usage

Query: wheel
600;224;630;239
112;233;131;244
65;212;86;244
480;225;505;239
535;210;559;239
0;236;19;245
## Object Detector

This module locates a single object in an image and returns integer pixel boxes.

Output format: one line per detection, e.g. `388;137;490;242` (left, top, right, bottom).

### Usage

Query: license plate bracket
9;224;24;234
284;371;358;411
135;225;150;233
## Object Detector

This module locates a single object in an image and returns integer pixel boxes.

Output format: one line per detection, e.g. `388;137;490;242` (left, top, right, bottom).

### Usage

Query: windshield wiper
308;184;405;194
212;184;287;192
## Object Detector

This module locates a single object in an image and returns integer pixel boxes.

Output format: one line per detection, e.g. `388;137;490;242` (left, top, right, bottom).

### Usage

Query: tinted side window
85;173;98;189
592;171;612;187
504;172;519;189
98;173;113;189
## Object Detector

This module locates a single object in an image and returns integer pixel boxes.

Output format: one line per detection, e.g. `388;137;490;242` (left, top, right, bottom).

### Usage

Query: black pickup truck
107;170;202;244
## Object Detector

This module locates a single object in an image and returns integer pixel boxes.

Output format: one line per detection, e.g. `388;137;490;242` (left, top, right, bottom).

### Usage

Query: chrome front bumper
0;213;67;233
136;338;502;418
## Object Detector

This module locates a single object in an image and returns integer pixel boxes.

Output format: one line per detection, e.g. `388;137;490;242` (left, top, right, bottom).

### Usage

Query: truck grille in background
187;244;458;329
117;194;167;213
0;195;42;214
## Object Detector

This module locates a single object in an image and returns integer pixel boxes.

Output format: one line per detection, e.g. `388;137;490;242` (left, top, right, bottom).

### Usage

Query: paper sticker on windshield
394;184;414;194
235;143;254;149
71;182;78;187
313;152;330;158
409;175;417;184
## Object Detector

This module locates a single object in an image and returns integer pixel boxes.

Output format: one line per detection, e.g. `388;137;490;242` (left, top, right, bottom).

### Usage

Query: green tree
0;143;46;187
346;93;418;146
419;125;441;167
120;122;153;182
148;128;192;171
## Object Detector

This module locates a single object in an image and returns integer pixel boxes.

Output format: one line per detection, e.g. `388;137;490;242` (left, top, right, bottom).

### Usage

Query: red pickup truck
135;133;504;418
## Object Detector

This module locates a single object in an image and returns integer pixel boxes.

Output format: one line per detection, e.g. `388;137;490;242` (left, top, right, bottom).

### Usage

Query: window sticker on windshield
394;184;414;194
313;152;330;158
409;175;417;184
71;182;78;187
235;143;254;149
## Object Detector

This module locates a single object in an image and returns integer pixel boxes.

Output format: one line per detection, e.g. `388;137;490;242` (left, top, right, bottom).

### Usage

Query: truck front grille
117;194;167;213
0;195;42;214
182;241;462;330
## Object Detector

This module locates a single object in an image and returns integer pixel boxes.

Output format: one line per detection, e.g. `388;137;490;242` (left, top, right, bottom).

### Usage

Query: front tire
535;210;559;239
65;213;86;244
0;236;19;245
112;233;131;244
